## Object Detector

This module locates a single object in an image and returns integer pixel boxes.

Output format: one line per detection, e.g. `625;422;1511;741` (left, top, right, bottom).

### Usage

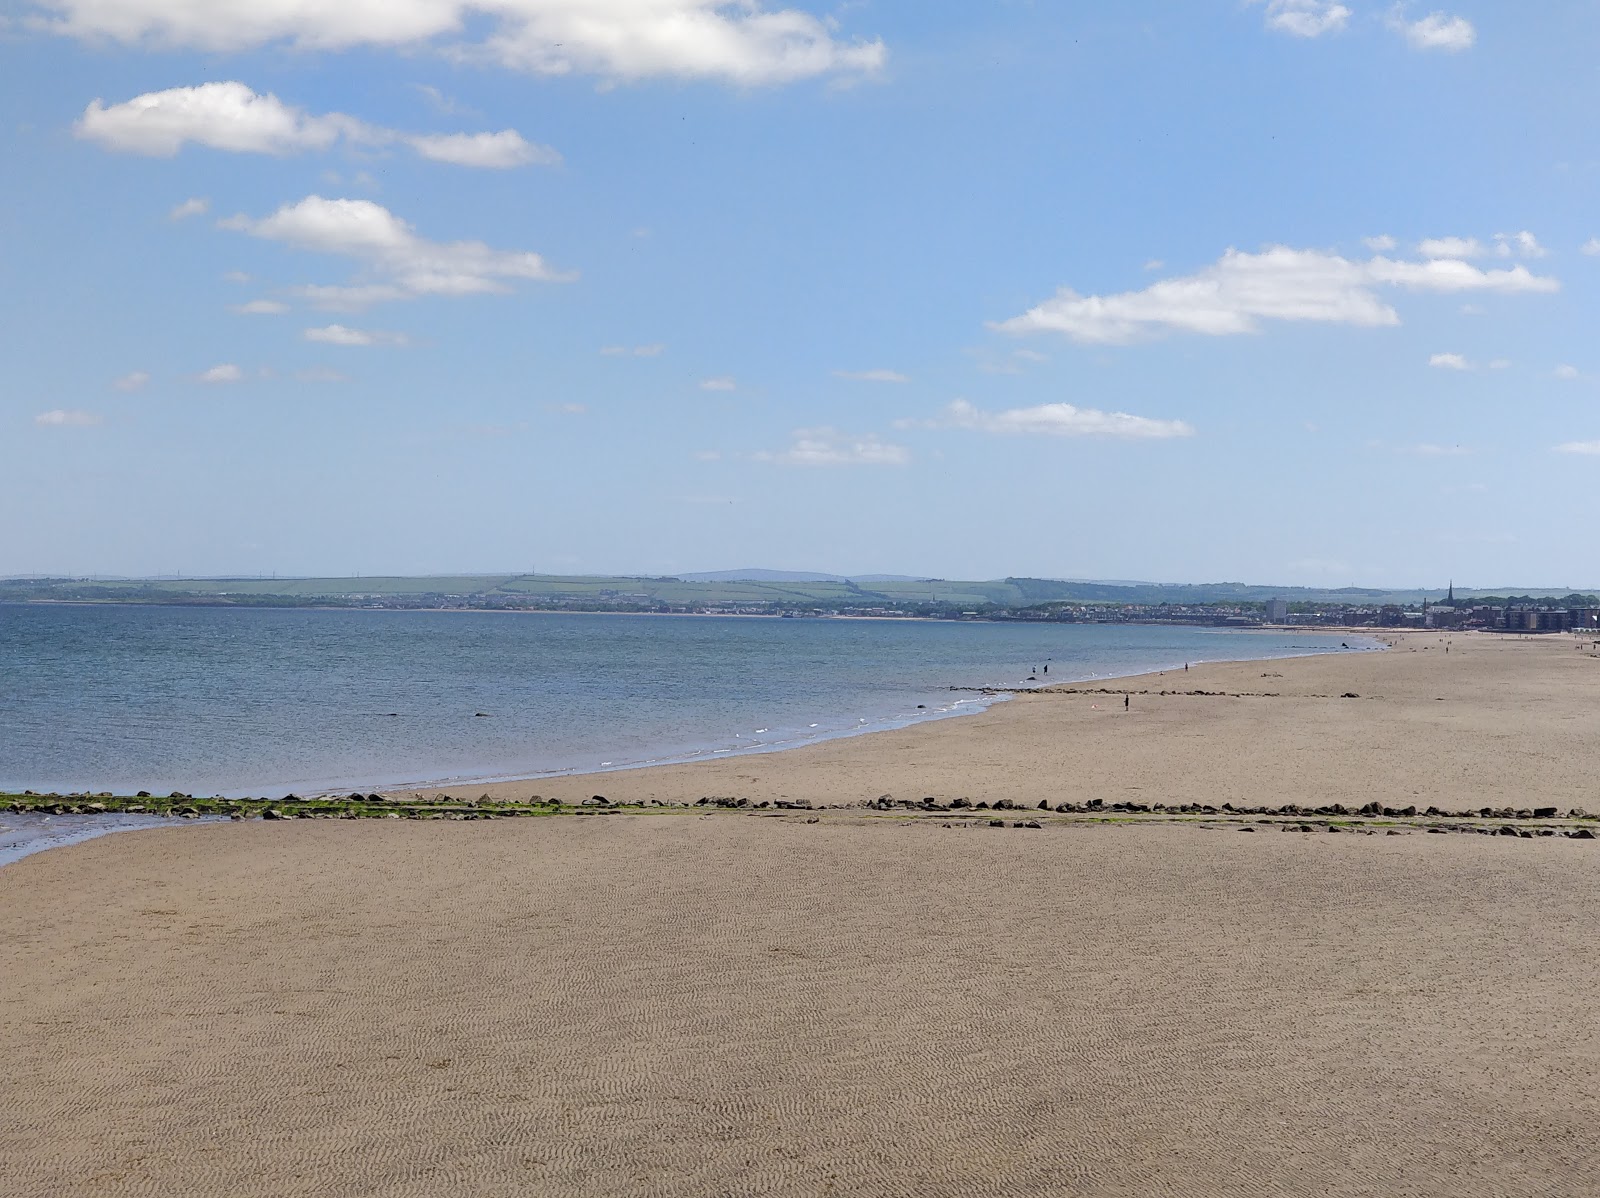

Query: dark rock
474;712;491;717
1534;807;1558;819
1386;830;1402;836
1239;827;1256;833
136;791;151;798
1400;805;1417;817
1570;828;1596;840
989;819;1005;827
1022;820;1042;829
1497;825;1522;837
950;798;971;809
1037;799;1050;810
1427;827;1448;834
1341;692;1359;699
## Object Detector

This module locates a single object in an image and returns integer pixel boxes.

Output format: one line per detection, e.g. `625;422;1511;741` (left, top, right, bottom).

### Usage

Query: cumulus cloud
35;409;102;427
197;363;243;383
992;245;1559;344
1261;0;1350;38
113;370;150;391
700;376;737;391
755;427;909;466
834;368;909;383
76;82;555;169
36;1;886;86
231;299;288;315
1583;238;1600;256
904;399;1194;440
304;323;410;347
220;195;572;309
600;343;665;357
1554;441;1600;455
1362;234;1397;252
168;195;209;220
1428;352;1471;370
1389;8;1476;52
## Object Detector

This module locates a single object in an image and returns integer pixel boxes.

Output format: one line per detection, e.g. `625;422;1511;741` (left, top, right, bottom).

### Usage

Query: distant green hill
2;572;1589;611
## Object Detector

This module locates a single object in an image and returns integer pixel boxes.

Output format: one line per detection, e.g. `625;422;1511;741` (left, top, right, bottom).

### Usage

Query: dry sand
4;630;1600;1197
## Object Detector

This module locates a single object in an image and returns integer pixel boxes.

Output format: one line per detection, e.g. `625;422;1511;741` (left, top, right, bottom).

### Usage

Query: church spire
1448;579;1454;604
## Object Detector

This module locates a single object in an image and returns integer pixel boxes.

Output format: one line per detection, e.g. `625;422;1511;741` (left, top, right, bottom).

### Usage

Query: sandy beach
4;630;1600;1196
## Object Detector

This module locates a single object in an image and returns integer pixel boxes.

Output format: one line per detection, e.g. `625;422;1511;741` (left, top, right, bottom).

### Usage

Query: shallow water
0;604;1376;797
0;810;210;867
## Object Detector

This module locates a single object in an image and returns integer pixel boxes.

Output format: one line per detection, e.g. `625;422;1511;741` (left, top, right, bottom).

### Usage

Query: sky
4;1;1599;588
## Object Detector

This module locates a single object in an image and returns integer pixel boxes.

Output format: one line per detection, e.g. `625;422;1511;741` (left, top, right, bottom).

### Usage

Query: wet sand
4;630;1600;1196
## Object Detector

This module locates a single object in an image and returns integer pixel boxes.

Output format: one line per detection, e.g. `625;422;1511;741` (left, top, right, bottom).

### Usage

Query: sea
1;603;1377;802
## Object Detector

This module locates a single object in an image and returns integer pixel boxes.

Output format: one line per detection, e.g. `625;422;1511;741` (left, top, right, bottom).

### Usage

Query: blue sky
4;1;1599;587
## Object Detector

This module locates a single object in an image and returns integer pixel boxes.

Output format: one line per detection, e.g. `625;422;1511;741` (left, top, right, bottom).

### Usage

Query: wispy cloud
1260;0;1350;38
168;196;209;220
197;363;243;384
994;244;1558;344
35;409;102;427
1555;364;1581;381
1554;441;1600;455
304;323;410;347
754;428;909;466
1428;352;1471;370
113;370;150;391
1388;7;1476;52
902;399;1194;440
700;376;737;392
77;82;557;169
231;299;289;315
834;368;909;383
221;195;573;310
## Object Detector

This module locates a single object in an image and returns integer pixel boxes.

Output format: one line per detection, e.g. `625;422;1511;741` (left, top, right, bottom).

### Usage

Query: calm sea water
0;604;1375;798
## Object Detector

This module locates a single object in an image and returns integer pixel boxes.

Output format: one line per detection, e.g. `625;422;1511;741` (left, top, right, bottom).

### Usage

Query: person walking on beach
1124;694;1130;711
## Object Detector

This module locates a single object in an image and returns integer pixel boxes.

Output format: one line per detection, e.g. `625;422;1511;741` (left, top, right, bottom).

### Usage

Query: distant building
1264;598;1288;623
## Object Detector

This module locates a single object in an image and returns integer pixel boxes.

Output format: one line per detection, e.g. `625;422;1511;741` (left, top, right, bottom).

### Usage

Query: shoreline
0;627;1383;806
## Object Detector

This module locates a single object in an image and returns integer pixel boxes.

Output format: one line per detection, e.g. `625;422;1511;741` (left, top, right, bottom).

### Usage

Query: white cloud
1418;235;1484;259
77;82;555;169
1494;230;1547;259
834;368;909;383
197;363;243;384
231;299;288;315
1143;259;1165;272
1581;238;1600;256
755;427;909;466
1363;234;1397;252
221;195;573;309
1389;8;1476;52
1261;0;1350;38
1554;441;1600;455
168;195;209;220
223;270;252;284
905;398;1194;440
113;370;150;391
36;1;887;86
304;323;410;347
700;376;737;391
1488;358;1511;370
552;402;586;414
409;129;559;168
35;409;102;427
1428;352;1471;370
1554;364;1581;380
993;245;1559;344
79;82;363;156
600;343;665;357
693;449;723;461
